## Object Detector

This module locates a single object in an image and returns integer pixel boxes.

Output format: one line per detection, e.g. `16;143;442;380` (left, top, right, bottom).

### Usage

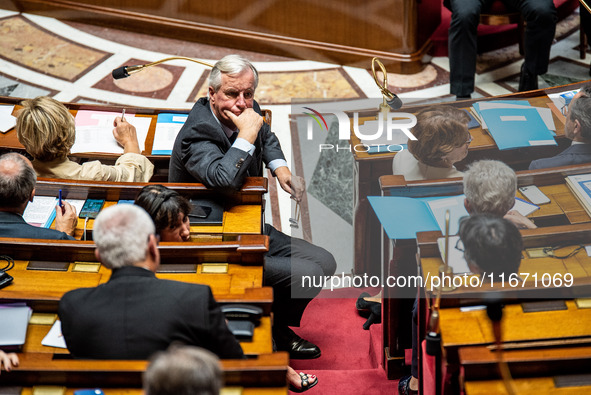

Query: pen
121;108;126;122
58;189;63;208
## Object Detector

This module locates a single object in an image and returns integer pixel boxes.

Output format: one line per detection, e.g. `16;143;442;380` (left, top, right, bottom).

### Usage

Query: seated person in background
399;213;523;395
459;213;523;276
144;345;222;395
58;204;317;392
392;106;471;181
16;96;154;182
168;54;336;359
0;350;19;374
445;0;556;98
59;204;242;359
0;152;77;240
134;184;191;242
530;84;591;169
464;159;536;229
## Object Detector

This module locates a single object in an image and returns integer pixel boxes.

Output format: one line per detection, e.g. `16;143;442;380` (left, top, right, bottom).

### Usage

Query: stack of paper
566;173;591;217
23;196;86;228
71;110;152;154
0;304;32;350
471;100;557;150
0;104;16;133
152;113;189;155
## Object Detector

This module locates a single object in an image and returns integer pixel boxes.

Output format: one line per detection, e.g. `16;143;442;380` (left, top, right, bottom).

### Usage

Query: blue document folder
479;107;556;150
368;196;440;240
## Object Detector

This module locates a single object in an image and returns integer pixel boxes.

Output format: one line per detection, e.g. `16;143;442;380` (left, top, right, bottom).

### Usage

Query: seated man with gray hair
0;152;77;240
59;204;243;359
463;159;536;229
144;345;222;395
58;204;318;392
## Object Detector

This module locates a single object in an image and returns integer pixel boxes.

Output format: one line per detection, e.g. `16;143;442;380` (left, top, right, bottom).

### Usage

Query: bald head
0;152;37;210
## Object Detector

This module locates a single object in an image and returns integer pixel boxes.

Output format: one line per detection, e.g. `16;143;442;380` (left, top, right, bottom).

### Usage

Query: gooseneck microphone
371;57;403;111
111;57;214;80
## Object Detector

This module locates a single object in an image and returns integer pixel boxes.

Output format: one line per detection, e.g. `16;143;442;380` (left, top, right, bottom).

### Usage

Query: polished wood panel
1;351;289;388
4;0;441;71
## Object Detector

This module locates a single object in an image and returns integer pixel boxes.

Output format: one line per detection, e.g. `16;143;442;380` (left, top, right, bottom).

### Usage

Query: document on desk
71;110;152;154
23;196;58;228
476;101;556;132
358;119;410;154
152;113;189;155
0;104;16;133
41;320;67;349
479;107;556;150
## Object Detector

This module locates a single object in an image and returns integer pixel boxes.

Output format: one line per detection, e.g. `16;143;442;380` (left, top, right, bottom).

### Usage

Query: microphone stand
112;56;213;79
371;57;403;118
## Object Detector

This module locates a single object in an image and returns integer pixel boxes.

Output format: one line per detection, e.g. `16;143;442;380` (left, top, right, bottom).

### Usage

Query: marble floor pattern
1;7;590;277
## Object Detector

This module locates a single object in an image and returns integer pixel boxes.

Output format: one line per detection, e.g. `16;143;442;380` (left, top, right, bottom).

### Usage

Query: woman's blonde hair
16;96;75;161
407;105;470;167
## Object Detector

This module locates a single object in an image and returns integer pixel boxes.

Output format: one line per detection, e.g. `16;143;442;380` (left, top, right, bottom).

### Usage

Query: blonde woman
16;96;153;182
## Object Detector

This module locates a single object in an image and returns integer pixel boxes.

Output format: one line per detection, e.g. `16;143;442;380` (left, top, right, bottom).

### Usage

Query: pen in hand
58;189;63;208
121;108;126;122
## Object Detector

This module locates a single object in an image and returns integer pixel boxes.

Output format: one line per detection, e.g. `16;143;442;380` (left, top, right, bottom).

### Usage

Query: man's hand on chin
275;167;306;202
225;109;263;144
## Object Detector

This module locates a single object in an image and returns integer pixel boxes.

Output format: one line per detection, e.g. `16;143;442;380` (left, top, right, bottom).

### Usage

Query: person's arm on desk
504;210;537;229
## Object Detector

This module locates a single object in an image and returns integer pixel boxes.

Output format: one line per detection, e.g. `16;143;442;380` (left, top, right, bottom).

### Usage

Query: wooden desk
1;351;288;390
416;224;591;393
464;377;591;395
351;81;589;277
29;177;267;239
0;235;273;313
21;315;273;356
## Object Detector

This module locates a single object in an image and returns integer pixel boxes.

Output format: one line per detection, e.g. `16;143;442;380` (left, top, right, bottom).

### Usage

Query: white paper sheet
71;110;151;154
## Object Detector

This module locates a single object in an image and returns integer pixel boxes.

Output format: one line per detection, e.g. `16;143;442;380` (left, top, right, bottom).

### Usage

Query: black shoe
356;292;381;330
398;375;418;395
274;327;321;359
518;64;538;92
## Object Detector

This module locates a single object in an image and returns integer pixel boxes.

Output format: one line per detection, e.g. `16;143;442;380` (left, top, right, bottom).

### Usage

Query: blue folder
368;196;439;240
479;107;556;150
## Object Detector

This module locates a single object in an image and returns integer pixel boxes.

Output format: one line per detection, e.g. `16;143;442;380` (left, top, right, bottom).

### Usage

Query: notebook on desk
0;304;32;351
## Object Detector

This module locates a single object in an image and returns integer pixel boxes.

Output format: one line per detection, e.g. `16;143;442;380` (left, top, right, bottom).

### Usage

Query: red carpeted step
288;368;399;395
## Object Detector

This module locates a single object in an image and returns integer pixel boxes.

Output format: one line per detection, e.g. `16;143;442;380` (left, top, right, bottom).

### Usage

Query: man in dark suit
58;204;244;360
530;84;591;170
446;0;556;99
169;55;336;359
0;152;77;240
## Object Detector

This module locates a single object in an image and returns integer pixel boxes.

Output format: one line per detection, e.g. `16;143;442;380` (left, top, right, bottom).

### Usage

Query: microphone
112;57;214;80
387;95;403;110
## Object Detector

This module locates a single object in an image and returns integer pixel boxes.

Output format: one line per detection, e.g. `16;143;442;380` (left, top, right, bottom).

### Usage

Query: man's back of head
459;213;523;276
0;152;36;210
567;83;591;142
93;204;156;269
144;345;222;395
463;160;516;216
